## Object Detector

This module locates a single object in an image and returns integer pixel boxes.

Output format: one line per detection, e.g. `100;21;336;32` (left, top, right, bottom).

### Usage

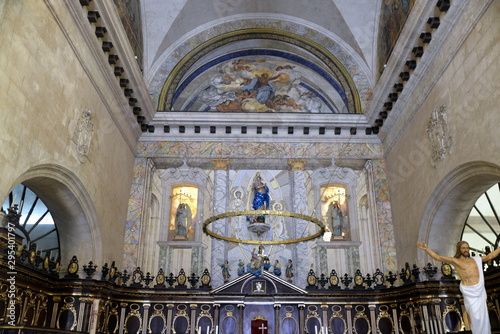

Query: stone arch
147;17;373;112
10;164;101;269
418;161;500;261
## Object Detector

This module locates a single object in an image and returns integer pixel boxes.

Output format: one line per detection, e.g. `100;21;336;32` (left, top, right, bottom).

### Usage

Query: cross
259;324;267;334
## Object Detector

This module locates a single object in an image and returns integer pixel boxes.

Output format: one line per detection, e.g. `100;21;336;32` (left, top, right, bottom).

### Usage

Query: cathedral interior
1;0;500;333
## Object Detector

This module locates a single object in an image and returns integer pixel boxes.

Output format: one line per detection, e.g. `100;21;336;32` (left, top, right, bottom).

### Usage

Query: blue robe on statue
252;186;270;210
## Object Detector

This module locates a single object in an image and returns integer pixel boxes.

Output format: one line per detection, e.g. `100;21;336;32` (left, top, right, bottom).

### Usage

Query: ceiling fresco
113;0;417;117
172;54;347;114
157;29;365;114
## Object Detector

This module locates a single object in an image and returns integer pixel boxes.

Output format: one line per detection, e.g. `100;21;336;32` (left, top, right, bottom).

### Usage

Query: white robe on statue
459;256;491;334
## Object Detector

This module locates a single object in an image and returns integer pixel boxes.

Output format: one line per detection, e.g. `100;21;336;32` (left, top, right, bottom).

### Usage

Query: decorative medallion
426;105;453;168
72;109;94;163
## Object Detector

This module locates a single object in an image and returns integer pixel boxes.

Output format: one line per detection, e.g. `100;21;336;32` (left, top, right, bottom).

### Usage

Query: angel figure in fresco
216;89;256;112
175;203;192;238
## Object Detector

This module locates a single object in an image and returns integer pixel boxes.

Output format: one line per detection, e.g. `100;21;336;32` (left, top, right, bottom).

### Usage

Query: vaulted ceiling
127;0;414;114
107;0;421;146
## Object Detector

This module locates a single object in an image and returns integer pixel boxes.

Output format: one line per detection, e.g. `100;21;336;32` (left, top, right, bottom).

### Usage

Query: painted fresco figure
240;72;282;106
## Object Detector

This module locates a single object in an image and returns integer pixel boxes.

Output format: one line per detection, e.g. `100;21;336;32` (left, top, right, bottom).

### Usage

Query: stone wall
386;1;500;264
0;2;139;264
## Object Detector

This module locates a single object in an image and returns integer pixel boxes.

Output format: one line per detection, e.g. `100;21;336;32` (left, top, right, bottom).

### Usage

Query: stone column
190;304;198;334
213;304;220;334
210;159;230;287
123;158;151;270
391;304;399;334
368;159;397;272
143;304;151;334
288;159;308;287
298;304;305;334
237;304;245;334
77;297;89;331
345;305;353;334
50;296;61;328
368;305;376;334
166;304;175;334
362;160;383;272
88;299;100;334
321;305;328;334
274;304;281;334
118;303;128;334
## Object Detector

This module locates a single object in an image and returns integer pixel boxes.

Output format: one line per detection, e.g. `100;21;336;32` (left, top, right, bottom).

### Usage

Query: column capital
211;159;230;170
288;159;307;171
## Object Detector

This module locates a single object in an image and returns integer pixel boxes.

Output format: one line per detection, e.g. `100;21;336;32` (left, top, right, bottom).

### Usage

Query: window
2;184;60;261
461;183;500;256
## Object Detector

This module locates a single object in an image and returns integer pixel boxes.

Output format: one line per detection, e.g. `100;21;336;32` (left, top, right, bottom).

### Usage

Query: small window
2;184;60;263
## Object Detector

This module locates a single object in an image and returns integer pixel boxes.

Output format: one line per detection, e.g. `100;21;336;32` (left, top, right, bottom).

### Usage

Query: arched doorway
7;164;100;270
418;162;500;259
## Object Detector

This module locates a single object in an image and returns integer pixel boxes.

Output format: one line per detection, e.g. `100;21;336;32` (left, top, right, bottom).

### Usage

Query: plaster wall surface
385;1;500;266
0;1;137;264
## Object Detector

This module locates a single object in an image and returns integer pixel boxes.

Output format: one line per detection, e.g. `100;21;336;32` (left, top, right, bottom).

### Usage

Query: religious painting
112;0;143;68
169;185;198;241
377;0;415;77
321;184;349;241
171;56;349;114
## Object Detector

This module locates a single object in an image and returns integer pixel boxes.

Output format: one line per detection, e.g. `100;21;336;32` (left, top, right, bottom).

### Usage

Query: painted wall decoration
113;0;143;68
150;21;372;114
377;0;415;77
172;56;348;113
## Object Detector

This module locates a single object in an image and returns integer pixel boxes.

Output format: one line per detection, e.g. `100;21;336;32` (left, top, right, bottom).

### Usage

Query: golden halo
202;210;326;245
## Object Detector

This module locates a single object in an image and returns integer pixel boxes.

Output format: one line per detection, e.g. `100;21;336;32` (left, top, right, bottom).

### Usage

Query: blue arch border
172;49;346;111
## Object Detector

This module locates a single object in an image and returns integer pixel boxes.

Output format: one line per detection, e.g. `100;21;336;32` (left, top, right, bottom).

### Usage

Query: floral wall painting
169;53;352;114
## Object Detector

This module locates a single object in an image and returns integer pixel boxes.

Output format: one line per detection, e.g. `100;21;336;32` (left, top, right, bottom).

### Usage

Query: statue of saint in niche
252;173;270;211
247;173;271;234
174;203;192;240
326;201;344;239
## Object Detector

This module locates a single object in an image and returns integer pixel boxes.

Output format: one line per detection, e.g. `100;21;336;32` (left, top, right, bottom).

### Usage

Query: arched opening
418;161;500;260
461;183;500;256
8;164;100;270
2;184;61;263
